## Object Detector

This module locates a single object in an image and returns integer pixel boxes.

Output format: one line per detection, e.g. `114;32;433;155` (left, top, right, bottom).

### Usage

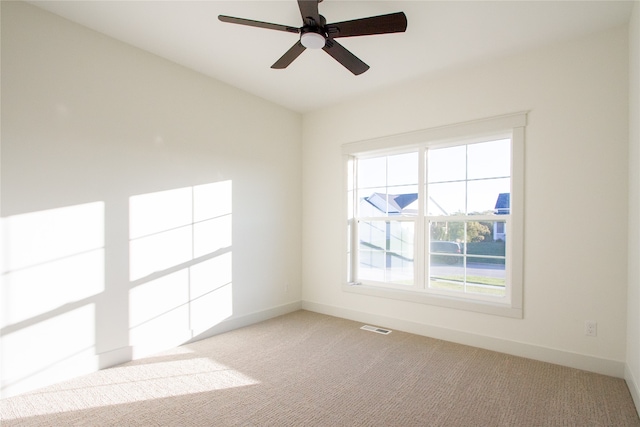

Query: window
344;113;525;317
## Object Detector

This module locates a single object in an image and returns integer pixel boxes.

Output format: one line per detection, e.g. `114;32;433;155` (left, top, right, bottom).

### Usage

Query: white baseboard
301;301;626;378
187;300;303;343
626;363;640;416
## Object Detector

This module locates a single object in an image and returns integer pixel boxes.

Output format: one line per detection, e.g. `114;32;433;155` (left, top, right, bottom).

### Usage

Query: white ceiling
29;1;634;113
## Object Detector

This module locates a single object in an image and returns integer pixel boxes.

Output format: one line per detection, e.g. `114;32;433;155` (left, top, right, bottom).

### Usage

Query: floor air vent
360;325;392;335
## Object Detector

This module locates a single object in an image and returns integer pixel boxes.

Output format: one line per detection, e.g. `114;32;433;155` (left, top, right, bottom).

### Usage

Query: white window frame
343;112;526;318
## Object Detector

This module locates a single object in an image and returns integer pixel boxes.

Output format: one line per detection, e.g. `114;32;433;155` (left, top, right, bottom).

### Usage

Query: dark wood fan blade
322;39;369;75
218;15;300;33
327;12;407;38
297;0;320;26
271;41;306;69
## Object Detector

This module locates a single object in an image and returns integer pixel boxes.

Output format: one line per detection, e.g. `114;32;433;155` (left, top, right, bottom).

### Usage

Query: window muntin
351;137;512;304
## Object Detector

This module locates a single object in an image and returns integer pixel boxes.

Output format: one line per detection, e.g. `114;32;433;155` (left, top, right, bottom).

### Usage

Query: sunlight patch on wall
190;253;233;335
1;202;105;325
2;251;103;326
1;202;105;397
129;187;192;281
129;227;192;282
191;282;233;336
194;215;232;258
129;270;191;355
128;181;233;357
1;305;97;397
2;202;104;271
129;182;232;281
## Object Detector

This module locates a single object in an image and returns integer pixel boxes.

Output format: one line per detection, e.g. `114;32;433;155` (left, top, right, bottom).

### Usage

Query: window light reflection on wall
128;181;233;357
1;202;105;397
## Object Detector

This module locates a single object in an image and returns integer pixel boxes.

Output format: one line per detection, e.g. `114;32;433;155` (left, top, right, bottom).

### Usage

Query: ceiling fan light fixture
300;32;325;49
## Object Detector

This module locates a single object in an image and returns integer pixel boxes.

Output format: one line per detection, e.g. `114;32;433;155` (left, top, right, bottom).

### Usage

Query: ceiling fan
218;0;407;75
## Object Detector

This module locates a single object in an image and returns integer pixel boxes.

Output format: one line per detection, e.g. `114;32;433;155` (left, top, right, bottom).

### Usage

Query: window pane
358;157;386;189
494;220;507;242
357;153;419;217
429;221;465;244
359;220;386;250
494;193;510;216
389;186;419;216
389;221;414;257
429;220;463;273
398;193;419;215
359;187;418;217
467;239;506;258
465;257;506;296
358;220;414;285
467;139;510;180
359;188;386;216
429;258;464;292
428;145;466;183
428;182;465;216
359;249;385;282
467;178;510;215
359;220;386;282
387;152;418;187
387;221;414;285
463;220;492;243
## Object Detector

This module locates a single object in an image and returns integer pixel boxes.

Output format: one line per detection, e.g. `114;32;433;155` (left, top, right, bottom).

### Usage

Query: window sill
342;282;523;319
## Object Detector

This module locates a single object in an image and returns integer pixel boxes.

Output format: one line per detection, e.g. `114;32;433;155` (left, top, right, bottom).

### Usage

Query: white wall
302;25;630;376
626;1;640;413
1;1;302;398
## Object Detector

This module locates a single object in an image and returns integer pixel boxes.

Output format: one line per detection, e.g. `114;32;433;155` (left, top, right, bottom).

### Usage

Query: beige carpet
2;310;639;426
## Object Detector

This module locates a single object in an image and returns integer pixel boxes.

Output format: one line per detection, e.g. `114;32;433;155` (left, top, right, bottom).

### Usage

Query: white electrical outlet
585;321;597;337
